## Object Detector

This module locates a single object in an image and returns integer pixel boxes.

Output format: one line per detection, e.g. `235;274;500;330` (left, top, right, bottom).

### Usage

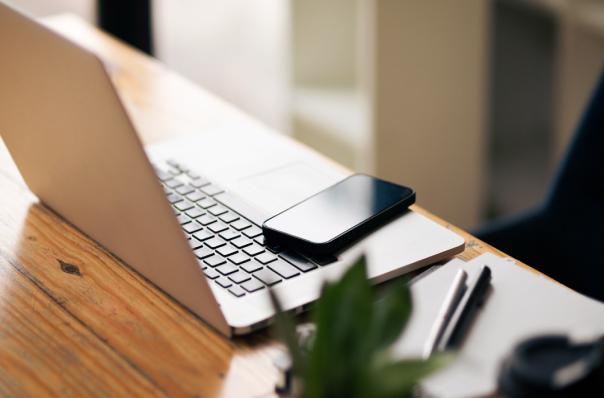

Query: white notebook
392;252;604;398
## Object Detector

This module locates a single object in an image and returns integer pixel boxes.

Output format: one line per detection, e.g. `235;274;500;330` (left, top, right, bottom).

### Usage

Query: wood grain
0;173;280;397
0;14;543;398
0;259;164;397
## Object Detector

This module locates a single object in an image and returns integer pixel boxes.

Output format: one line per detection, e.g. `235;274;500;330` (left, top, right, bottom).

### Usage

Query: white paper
392;253;604;398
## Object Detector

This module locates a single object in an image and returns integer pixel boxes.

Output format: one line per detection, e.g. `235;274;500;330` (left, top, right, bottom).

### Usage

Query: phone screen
263;174;414;245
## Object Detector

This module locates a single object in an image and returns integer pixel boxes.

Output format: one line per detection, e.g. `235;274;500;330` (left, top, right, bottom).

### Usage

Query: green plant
270;255;450;398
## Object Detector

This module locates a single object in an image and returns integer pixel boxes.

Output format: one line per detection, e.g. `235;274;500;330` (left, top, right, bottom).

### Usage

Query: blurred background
6;0;604;230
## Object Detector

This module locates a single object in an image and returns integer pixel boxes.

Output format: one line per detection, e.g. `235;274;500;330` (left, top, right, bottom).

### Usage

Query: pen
438;265;492;351
423;269;468;358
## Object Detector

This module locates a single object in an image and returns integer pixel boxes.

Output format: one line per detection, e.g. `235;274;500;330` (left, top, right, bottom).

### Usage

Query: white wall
153;0;290;132
2;0;94;21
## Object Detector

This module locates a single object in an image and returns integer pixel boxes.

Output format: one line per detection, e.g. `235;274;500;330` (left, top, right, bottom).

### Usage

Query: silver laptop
0;3;464;336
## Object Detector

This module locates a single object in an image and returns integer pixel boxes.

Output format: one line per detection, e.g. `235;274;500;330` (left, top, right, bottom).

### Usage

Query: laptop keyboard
155;160;319;298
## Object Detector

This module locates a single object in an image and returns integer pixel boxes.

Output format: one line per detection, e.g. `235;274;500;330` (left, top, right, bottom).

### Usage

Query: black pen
437;265;492;351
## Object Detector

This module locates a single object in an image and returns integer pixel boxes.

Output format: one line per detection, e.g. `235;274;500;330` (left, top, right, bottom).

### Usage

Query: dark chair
476;71;604;301
97;0;153;55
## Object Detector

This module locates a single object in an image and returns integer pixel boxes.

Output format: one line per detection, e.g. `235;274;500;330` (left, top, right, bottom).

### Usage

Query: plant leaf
371;354;453;398
305;256;374;398
368;277;413;351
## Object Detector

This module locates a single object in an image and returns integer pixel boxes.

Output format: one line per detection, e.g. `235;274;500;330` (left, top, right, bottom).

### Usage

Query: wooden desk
0;15;531;397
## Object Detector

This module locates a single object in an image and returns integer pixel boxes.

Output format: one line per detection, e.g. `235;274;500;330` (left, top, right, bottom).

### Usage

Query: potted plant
270;255;449;398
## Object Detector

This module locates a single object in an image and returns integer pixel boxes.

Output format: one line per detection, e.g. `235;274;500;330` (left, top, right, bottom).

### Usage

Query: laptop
0;3;464;336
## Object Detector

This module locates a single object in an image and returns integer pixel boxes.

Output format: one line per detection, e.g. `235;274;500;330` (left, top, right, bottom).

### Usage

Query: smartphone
262;174;415;256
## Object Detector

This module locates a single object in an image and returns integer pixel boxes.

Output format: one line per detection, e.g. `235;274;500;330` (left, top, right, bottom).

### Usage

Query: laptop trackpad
233;162;340;216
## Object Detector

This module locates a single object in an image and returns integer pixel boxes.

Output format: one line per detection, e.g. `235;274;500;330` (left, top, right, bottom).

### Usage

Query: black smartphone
262;174;415;256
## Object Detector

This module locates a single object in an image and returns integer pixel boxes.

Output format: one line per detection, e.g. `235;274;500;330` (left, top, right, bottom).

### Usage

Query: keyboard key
253;268;282;286
167;167;181;176
174;200;195;211
197;197;217;209
216;245;238;257
157;169;172;181
193;230;213;241
243;226;263;239
188;238;204;250
229;271;251;284
186;170;199;179
229;252;251;265
204;267;220;280
208;222;228;234
185;207;204;218
231;236;253;249
201;184;224;196
165;159;180;168
254;235;265;245
215;277;232;288
219;229;240;241
216;263;238;276
164;178;184;189
280;252;318;272
176;213;191;225
266;244;283;254
197;214;217;226
204;255;227;267
186;191;205;202
219;212;239;223
228;285;246;297
209;205;228;216
231;219;251;231
167;193;184;204
194;246;213;259
243;244;265;257
205;237;226;249
176;184;195;195
191;177;211;188
241;278;264;293
268;260;301;279
240;261;262;273
255;252;277;264
182;221;203;234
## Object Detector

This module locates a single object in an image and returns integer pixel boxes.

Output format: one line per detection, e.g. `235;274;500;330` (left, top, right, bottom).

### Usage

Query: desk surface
0;15;535;397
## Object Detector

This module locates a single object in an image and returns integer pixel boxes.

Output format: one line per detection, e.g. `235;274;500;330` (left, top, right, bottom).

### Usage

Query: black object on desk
435;265;492;352
263;174;415;256
498;334;604;397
